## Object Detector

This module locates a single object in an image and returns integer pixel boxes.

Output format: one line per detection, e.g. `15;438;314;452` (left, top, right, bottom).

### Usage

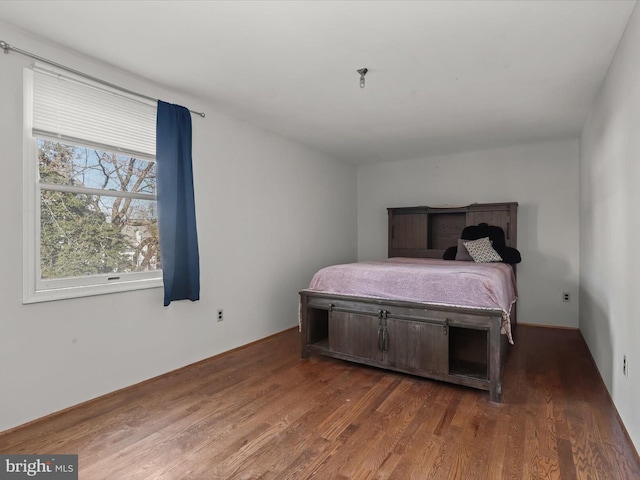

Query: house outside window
23;65;162;303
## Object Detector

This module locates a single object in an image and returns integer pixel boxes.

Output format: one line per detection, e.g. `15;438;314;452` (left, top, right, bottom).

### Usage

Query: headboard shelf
388;202;518;258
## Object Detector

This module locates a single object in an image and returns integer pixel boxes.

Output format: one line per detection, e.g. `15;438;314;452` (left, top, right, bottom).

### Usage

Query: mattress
303;257;517;343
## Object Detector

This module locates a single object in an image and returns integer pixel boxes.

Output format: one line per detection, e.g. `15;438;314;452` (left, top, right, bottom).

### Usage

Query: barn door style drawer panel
328;311;384;362
386;317;449;375
389;211;428;251
323;305;450;375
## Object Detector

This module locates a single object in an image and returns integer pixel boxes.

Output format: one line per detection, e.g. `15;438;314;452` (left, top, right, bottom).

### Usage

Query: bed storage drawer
302;297;451;376
329;311;384;362
325;310;449;374
386;318;448;375
301;291;506;402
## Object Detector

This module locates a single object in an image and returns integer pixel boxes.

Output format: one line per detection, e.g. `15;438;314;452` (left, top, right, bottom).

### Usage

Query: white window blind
32;66;156;160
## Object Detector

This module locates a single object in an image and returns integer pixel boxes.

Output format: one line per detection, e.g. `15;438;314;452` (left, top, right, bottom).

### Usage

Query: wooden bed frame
300;202;518;403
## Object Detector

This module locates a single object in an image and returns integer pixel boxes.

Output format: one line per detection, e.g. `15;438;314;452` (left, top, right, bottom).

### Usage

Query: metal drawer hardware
383;311;449;332
329;304;380;316
378;310;389;352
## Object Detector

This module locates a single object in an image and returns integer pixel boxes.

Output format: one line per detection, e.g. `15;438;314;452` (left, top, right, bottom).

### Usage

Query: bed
299;202;519;402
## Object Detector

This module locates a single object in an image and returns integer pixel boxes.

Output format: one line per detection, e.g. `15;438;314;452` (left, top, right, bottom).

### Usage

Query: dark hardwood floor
1;325;638;479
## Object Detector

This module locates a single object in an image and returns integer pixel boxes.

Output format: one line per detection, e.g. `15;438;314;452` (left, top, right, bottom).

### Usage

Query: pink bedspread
303;258;517;343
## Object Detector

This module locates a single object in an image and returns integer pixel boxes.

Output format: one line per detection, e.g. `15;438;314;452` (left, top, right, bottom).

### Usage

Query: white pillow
463;237;502;263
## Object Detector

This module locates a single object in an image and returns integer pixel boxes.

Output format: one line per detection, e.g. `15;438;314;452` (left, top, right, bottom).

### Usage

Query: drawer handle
381;327;388;351
378;325;388;352
378;310;388;351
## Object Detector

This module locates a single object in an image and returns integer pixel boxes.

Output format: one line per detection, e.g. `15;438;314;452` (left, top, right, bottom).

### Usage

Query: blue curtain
156;100;200;306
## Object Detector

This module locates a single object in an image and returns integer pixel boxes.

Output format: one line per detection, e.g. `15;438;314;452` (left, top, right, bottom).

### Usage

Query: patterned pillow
463;237;503;263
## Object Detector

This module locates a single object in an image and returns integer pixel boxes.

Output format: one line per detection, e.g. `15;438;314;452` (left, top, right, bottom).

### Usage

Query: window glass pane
38;138;156;195
40;191;160;279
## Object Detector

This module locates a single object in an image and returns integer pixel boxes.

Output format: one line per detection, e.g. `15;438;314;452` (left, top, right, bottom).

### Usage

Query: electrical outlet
563;292;570;302
217;309;224;322
623;355;628;377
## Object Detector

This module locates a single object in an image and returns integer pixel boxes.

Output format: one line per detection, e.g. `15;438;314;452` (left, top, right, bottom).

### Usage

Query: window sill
23;276;163;304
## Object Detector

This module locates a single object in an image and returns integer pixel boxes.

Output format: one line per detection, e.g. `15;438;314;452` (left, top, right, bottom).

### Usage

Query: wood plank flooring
0;325;638;479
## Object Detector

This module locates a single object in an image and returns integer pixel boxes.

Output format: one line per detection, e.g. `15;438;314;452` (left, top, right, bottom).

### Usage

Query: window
23;65;162;303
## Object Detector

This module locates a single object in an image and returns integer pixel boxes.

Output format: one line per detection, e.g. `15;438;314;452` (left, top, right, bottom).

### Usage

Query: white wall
0;22;357;432
357;140;580;329
580;4;640;451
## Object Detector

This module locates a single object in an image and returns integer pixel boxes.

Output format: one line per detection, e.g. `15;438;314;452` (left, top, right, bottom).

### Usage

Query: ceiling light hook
357;67;368;89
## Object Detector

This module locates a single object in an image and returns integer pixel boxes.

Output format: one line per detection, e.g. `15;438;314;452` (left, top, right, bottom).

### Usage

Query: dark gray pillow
455;238;474;261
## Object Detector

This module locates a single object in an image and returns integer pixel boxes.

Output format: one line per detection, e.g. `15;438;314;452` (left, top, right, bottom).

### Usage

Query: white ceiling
0;0;636;164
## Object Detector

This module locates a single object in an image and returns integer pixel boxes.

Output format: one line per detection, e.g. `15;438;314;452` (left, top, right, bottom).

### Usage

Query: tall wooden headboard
387;202;518;259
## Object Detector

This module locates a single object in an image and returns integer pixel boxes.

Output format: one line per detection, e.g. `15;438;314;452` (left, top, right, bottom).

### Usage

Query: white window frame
23;67;162;304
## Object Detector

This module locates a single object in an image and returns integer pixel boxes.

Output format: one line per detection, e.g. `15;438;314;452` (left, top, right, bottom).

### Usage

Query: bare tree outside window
38;139;160;280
